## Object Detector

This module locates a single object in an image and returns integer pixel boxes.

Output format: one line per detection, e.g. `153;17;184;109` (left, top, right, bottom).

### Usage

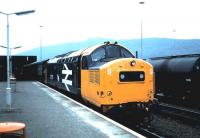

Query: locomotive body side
47;57;61;87
59;55;81;95
47;51;82;95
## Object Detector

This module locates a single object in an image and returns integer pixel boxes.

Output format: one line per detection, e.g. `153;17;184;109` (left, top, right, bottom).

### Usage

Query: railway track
138;128;164;138
158;102;200;125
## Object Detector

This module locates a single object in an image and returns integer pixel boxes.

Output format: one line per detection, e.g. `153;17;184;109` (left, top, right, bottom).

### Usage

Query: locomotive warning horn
104;41;110;45
114;41;118;45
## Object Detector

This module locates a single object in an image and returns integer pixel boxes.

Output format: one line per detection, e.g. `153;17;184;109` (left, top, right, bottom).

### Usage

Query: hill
18;38;200;60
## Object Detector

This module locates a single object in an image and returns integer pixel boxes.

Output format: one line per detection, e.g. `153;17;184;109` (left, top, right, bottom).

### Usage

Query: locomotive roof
81;42;133;56
48;42;134;61
55;50;77;58
24;59;48;67
48;57;62;63
64;49;84;58
62;44;104;58
81;44;103;56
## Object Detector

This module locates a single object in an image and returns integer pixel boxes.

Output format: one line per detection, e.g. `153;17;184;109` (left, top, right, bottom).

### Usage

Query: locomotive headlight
139;74;144;79
120;74;125;80
130;60;136;66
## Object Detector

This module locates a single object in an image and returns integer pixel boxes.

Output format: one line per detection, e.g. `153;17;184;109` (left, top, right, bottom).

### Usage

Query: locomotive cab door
74;56;81;89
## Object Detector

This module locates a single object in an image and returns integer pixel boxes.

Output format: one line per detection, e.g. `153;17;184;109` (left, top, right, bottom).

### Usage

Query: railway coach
148;54;200;103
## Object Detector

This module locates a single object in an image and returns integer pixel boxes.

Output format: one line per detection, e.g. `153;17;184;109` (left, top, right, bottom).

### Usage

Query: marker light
120;74;125;80
140;74;144;79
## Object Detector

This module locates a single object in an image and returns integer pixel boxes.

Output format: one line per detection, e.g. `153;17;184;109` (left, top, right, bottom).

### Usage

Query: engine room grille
89;70;100;84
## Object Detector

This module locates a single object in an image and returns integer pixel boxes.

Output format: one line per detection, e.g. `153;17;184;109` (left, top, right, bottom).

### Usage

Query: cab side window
121;48;134;58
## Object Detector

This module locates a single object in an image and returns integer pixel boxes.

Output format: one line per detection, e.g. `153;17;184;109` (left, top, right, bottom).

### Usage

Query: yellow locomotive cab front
81;58;154;109
102;58;154;104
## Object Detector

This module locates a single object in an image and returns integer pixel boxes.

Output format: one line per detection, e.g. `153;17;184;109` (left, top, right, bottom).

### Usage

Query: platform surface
0;81;144;138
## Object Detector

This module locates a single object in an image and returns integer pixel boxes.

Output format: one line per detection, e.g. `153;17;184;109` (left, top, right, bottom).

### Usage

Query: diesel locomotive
24;42;155;114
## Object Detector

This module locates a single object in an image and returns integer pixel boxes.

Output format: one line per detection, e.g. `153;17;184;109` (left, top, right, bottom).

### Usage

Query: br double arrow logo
62;64;72;91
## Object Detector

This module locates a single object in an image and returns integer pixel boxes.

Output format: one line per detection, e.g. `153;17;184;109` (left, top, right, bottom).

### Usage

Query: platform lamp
0;10;35;110
39;25;43;61
10;46;22;77
0;45;22;77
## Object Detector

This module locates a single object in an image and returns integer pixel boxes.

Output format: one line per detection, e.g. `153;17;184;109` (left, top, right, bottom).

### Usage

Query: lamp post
10;46;22;77
139;1;145;58
39;25;43;61
0;10;35;110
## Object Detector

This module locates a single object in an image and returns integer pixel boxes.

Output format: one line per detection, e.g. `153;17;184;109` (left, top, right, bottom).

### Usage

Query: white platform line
35;81;145;138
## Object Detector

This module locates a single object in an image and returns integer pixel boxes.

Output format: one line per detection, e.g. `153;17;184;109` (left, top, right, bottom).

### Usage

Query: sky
0;0;200;55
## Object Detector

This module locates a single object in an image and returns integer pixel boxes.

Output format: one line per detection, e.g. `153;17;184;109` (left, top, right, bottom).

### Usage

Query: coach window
59;59;61;63
61;59;65;63
65;58;68;63
73;56;79;62
66;58;69;63
62;58;66;63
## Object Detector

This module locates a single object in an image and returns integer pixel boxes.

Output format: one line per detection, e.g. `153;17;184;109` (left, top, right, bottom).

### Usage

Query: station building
0;56;36;81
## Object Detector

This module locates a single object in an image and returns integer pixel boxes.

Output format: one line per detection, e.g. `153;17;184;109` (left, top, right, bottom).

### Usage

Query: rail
139;128;164;138
159;102;200;125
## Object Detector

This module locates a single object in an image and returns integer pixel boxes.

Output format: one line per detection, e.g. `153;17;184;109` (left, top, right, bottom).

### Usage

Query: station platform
0;81;144;138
